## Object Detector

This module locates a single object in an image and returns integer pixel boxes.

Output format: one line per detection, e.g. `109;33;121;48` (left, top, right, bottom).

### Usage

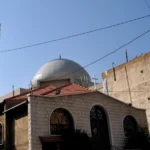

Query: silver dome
32;58;91;87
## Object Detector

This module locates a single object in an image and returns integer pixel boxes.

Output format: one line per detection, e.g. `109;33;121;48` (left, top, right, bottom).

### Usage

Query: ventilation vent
55;89;61;95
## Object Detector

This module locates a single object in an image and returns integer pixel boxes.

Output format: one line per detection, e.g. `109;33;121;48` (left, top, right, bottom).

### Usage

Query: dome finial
59;54;61;59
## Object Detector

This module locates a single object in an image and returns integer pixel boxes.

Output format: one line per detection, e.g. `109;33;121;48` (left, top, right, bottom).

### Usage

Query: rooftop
4;83;91;102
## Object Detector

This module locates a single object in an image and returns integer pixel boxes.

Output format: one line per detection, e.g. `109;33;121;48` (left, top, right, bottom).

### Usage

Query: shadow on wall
124;126;150;150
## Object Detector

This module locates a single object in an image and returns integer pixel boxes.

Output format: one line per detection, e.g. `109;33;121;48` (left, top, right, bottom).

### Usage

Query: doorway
90;106;110;149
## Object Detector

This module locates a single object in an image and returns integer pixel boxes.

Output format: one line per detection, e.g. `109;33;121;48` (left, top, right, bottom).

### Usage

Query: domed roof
32;58;91;87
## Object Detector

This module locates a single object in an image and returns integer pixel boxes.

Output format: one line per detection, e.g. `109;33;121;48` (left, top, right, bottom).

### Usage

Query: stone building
0;58;148;150
101;52;150;128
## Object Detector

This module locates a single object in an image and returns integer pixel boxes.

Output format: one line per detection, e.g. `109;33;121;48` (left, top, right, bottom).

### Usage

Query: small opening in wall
141;70;143;73
128;103;132;106
148;97;150;100
55;89;61;95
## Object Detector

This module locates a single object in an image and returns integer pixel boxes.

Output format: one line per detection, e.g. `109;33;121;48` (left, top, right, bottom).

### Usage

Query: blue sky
0;0;150;96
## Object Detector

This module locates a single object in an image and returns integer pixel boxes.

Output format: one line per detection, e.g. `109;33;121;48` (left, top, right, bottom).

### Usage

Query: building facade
0;57;148;150
28;92;147;150
101;52;150;128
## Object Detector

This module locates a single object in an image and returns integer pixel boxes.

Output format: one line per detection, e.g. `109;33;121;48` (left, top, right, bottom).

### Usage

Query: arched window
123;115;137;137
90;106;110;147
0;123;3;145
50;108;74;135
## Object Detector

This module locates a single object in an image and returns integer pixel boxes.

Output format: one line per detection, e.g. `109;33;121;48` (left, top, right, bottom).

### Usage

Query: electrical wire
1;14;150;53
92;86;150;93
53;28;150;80
107;90;150;93
145;0;150;11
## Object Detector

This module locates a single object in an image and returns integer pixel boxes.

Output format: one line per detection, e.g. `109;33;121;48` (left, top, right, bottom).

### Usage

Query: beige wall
3;104;28;150
28;93;147;150
0;88;28;103
14;114;28;150
89;83;103;92
101;52;150;128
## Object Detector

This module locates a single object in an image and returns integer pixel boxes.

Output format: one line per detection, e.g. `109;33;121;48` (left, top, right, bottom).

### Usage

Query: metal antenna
12;85;14;96
30;81;33;93
59;54;61;59
112;62;116;81
125;50;128;62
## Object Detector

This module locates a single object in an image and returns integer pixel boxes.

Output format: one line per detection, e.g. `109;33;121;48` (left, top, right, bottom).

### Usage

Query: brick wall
28;92;147;150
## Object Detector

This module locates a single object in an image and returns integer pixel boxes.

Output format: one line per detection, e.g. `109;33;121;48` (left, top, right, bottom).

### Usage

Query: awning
3;100;27;113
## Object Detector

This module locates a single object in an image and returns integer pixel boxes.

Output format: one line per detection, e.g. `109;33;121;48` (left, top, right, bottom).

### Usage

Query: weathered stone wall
14;114;28;150
101;52;150;128
4;105;28;150
28;93;147;150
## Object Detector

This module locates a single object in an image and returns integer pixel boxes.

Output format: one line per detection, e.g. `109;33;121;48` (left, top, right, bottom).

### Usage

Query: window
0;123;3;145
123;115;137;137
50;108;74;135
90;106;110;147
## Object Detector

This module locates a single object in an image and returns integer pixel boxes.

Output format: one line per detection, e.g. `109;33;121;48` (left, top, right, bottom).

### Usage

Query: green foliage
90;136;110;150
62;129;92;150
124;127;150;150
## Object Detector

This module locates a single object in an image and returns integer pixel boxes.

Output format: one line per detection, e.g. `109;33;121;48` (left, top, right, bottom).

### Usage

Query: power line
55;28;150;80
93;86;150;93
108;90;150;93
144;0;150;11
94;87;150;93
1;14;150;53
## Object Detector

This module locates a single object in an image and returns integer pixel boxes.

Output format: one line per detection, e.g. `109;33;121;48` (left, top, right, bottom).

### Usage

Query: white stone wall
28;92;147;150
